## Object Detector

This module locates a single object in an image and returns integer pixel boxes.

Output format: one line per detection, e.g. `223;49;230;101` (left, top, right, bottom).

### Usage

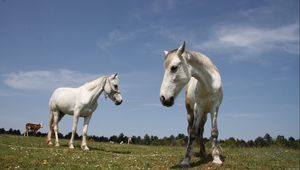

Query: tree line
1;128;299;149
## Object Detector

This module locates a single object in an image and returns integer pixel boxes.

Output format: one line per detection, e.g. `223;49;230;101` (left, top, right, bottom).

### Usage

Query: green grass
0;134;299;169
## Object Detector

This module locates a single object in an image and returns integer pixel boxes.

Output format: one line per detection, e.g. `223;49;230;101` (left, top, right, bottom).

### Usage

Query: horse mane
82;76;106;91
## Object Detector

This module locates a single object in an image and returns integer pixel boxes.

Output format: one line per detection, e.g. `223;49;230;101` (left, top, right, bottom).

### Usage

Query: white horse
160;42;223;166
47;73;122;151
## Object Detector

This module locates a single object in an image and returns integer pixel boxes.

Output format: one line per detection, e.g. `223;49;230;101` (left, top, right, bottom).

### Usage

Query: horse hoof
47;141;53;146
55;143;60;147
69;145;75;149
81;146;89;151
212;158;223;165
180;160;189;168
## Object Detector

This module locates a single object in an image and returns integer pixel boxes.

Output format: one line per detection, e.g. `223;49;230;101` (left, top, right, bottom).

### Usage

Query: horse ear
164;50;169;55
113;73;118;78
176;41;186;57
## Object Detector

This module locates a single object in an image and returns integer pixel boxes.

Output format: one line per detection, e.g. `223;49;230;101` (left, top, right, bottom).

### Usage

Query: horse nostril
160;95;165;103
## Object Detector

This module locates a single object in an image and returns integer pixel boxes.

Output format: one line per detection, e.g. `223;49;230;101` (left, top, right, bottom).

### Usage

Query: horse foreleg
181;104;203;167
69;114;79;149
198;113;207;158
81;115;92;151
210;107;222;165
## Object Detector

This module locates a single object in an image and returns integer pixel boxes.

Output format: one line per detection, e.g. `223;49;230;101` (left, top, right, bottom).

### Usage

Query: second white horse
47;73;122;150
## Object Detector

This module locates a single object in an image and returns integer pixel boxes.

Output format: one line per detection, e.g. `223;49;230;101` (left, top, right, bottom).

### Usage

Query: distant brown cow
24;123;43;136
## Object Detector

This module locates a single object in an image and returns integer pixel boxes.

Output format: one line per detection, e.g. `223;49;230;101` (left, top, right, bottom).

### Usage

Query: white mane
82;76;106;91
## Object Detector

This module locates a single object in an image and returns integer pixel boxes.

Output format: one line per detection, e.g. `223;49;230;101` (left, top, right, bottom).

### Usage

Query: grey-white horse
160;42;223;166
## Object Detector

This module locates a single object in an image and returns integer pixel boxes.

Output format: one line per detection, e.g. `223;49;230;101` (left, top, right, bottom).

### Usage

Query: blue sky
0;0;299;140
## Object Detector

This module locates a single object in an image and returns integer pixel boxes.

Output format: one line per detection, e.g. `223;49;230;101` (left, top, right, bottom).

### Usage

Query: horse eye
114;85;118;89
170;65;178;73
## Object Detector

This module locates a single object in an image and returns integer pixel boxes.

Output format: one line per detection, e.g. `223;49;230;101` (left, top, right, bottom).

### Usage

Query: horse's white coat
160;42;223;166
47;74;122;150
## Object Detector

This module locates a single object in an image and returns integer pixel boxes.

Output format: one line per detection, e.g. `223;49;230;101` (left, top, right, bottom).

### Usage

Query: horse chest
78;102;98;117
191;82;221;112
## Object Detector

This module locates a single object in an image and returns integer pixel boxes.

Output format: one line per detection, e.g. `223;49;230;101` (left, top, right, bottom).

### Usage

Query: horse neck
185;52;222;90
83;76;107;102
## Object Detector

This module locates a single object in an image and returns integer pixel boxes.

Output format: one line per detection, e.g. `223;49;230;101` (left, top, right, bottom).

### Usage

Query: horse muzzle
160;95;174;107
115;100;123;105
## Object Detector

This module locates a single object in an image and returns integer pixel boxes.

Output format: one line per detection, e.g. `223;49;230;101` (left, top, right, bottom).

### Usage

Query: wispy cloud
98;30;134;50
154;22;299;63
3;69;99;90
97;29;147;50
194;23;299;61
152;22;299;60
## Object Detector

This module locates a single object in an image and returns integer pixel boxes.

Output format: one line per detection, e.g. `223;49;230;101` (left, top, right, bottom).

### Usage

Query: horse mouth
162;102;174;107
115;100;122;105
160;96;174;107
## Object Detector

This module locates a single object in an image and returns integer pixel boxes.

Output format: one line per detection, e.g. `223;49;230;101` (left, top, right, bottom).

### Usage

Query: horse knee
211;129;219;138
53;126;58;132
82;131;88;137
189;131;197;141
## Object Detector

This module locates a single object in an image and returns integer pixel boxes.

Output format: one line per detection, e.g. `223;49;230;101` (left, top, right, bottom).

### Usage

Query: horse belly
50;88;78;115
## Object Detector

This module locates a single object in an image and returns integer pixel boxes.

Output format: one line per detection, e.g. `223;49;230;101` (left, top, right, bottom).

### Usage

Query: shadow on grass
171;153;226;169
48;142;131;155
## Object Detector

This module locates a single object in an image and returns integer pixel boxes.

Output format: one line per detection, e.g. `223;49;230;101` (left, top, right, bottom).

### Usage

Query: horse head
160;41;192;107
104;73;123;105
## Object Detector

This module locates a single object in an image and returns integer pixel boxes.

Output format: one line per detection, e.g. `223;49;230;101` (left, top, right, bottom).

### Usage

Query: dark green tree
143;134;151;145
263;133;272;146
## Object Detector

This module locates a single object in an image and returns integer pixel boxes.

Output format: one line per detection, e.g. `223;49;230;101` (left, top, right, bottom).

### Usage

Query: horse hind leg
198;113;207;158
48;111;62;147
210;107;222;165
47;111;65;146
69;113;79;149
47;111;54;145
81;115;92;151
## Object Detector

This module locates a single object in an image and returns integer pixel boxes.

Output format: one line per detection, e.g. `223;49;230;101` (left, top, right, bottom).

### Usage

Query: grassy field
0;134;299;169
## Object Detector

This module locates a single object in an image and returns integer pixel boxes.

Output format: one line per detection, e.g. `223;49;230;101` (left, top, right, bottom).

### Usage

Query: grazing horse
47;73;122;151
160;42;223;166
24;123;43;136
